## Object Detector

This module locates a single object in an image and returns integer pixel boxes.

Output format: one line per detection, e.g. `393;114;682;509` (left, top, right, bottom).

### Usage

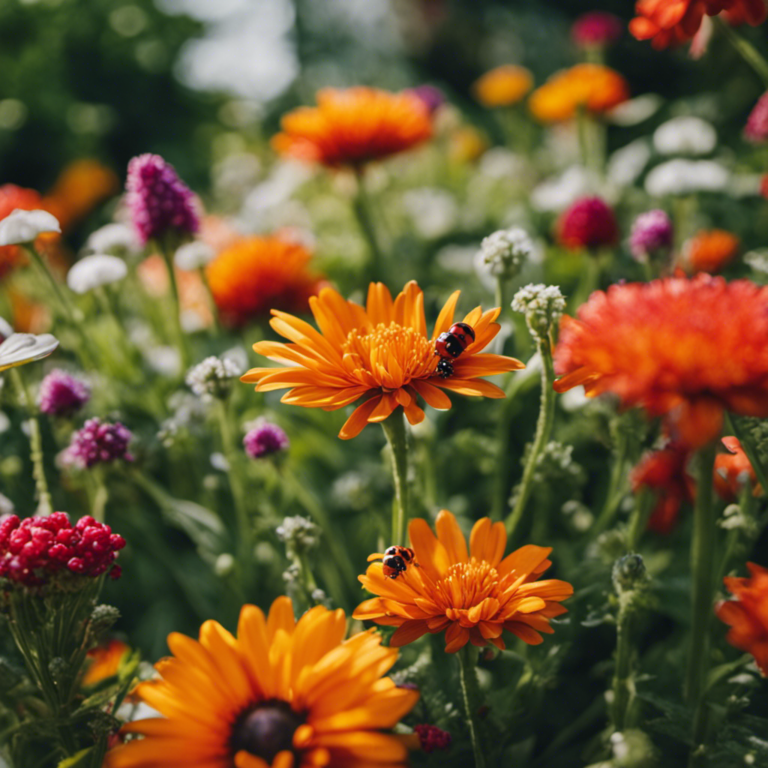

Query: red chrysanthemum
714;436;761;500
556;197;619;252
716;562;768;675
553;276;768;448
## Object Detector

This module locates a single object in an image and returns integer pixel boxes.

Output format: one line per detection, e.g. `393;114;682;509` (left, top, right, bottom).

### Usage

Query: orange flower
0;184;46;278
241;281;524;439
206;236;324;327
716;562;768;675
713;436;761;500
631;445;694;534
528;64;629;124
683;229;740;274
43;159;119;230
553;276;768;449
353;510;573;653
105;597;419;768
82;639;130;687
472;65;534;108
272;87;433;169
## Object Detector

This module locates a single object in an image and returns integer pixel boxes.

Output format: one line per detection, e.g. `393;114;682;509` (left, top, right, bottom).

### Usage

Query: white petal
0;317;13;341
174;240;216;271
67;254;128;294
0;333;59;372
0;209;61;245
85;223;140;255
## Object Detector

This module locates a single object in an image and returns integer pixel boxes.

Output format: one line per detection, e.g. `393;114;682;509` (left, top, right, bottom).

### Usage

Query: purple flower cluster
243;422;289;459
629;209;674;261
125;153;199;245
0;512;125;587
38;369;90;417
744;92;768;143
64;418;134;469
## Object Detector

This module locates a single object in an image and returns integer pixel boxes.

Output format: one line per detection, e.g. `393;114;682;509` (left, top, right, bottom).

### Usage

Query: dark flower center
231;700;304;763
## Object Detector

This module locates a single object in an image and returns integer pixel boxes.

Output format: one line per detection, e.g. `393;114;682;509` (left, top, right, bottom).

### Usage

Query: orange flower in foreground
105;598;418;768
272;87;433;168
242;281;524;439
82;638;130;687
553;276;768;449
683;229;740;274
207;236;324;327
473;65;534;108
716;562;768;675
354;510;573;652
714;436;761;500
528;64;629;124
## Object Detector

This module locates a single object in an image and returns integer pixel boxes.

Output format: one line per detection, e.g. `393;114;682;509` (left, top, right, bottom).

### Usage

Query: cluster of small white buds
477;227;533;281
276;516;320;557
511;283;566;340
185;355;243;401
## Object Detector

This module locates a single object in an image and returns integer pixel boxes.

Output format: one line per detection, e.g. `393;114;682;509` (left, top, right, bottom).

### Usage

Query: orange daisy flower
82;638;131;687
272;87;433;169
683;229;740;274
206;236;324;327
553;276;768;449
105;597;419;768
716;562;768;675
353;510;573;653
472;65;534;108
241;281;524;439
528;64;629;124
713;436;761;500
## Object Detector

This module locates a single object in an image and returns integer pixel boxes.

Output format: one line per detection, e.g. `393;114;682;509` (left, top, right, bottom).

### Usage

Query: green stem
352;170;385;284
576;105;591;170
381;410;410;545
725;413;768;496
458;645;487;768
11;369;52;515
24;245;78;323
626;488;654;552
199;267;222;335
593;427;629;536
158;241;190;370
612;595;635;733
494;278;506;322
506;337;556;539
685;442;718;764
715;17;768;87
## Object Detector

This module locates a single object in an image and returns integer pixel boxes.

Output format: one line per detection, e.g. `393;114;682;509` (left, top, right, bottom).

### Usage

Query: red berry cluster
0;513;126;587
414;724;452;754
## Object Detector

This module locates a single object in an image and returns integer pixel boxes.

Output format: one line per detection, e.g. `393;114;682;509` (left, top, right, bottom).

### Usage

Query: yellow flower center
342;322;436;389
432;560;503;611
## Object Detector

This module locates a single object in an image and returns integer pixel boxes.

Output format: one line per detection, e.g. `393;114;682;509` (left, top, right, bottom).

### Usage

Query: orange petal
408;518;450;579
435;510;469;564
469;518;507;566
339;397;382;440
391;619;430;647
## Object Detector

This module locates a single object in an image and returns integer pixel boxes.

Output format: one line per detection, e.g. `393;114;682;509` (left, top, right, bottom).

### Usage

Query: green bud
612;554;648;594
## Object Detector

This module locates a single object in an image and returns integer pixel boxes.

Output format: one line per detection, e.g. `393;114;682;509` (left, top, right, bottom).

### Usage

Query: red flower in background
713;436;761;500
556;197;619;252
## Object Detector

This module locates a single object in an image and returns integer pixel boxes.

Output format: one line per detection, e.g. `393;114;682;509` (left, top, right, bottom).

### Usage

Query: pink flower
571;12;623;48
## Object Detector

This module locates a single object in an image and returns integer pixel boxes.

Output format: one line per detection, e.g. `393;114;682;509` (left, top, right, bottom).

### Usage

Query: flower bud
186;355;242;401
612;554;648;594
511;283;566;340
276;516;320;558
477;227;533;282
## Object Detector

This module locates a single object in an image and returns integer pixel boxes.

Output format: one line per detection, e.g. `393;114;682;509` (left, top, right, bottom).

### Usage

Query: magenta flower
243;422;289;459
38;369;90;417
557;197;619;252
571;12;622;48
629;209;674;262
408;85;446;115
744;92;768;143
125;153;199;245
64;418;134;469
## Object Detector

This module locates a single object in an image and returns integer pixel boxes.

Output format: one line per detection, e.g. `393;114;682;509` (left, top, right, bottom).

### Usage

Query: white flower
653;116;717;156
174;240;216;271
476;227;533;280
606;94;663;126
645;159;730;197
512;284;566;339
402;188;458;239
85;223;140;257
0;333;59;373
186;355;243;400
67;254;128;294
745;249;768;274
0;317;13;341
607;139;651;187
0;209;60;246
530;166;602;212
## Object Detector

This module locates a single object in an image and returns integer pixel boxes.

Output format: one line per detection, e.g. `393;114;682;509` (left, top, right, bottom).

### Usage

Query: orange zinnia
241;281;524;439
82;638;131;687
683;229;740;274
105;597;419;768
716;562;768;675
472;65;534;108
206;236;324;327
553;276;768;449
528;64;629;124
272;87;433;169
354;510;573;652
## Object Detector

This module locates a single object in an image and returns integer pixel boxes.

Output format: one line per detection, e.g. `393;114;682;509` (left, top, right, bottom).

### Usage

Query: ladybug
382;545;417;580
434;322;475;379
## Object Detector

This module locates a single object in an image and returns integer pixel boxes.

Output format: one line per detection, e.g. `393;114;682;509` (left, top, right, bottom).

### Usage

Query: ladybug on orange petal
434;322;475;379
378;546;418;579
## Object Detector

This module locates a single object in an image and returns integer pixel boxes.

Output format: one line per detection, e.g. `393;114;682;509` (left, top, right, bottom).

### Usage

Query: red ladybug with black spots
381;546;418;579
434;322;475;378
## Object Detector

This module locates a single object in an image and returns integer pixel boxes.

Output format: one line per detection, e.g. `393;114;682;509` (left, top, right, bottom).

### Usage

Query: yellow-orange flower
529;64;629;123
553;276;768;448
272;87;433;168
241;281;524;439
683;229;740;274
206;236;324;327
472;65;534;108
43;159;119;230
82;638;130;687
716;562;768;676
354;510;573;652
105;597;419;768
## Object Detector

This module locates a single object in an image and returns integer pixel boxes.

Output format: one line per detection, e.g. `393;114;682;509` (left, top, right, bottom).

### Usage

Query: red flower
414;724;452;753
556;197;618;252
716;562;768;675
553;276;768;449
713;436;761;500
631;445;694;533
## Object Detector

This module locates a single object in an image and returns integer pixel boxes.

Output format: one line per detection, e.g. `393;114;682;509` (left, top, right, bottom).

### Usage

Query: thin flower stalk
458;646;487;768
381;409;410;544
156;240;190;370
353;170;386;283
715;18;768;88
